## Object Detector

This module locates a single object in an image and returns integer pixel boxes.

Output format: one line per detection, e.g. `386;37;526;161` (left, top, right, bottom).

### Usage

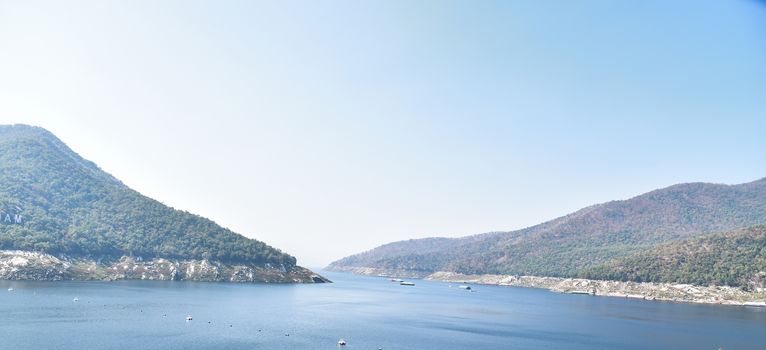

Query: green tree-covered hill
0;124;296;266
581;225;766;288
329;178;766;280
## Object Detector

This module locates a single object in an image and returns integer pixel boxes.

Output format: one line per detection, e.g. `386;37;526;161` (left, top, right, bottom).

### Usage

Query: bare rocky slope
425;272;766;306
0;250;327;283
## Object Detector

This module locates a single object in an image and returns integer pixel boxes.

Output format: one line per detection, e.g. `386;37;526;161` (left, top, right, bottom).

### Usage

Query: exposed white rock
330;269;766;306
0;250;327;283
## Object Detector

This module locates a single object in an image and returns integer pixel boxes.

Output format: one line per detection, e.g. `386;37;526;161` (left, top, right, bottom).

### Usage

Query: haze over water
1;272;764;350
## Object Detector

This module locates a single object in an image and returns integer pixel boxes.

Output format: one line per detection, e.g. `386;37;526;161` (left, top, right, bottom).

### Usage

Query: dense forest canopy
0;124;296;266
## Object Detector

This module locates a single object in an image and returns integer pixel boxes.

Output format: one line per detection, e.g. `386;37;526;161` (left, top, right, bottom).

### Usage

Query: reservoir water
1;271;765;349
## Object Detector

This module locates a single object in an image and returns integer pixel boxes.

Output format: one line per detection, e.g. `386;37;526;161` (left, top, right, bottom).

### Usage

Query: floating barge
569;290;595;295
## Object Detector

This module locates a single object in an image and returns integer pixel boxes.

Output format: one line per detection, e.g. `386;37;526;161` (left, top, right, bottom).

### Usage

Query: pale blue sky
1;0;765;266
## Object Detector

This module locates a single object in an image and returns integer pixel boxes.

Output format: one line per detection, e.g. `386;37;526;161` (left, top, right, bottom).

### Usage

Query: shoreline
327;266;766;306
0;250;330;284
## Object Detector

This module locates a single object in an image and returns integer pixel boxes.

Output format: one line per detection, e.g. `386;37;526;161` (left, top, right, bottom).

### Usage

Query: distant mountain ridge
328;178;766;282
0;124;325;283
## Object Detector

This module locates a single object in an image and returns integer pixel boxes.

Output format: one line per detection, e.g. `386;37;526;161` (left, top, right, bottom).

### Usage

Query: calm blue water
1;271;765;349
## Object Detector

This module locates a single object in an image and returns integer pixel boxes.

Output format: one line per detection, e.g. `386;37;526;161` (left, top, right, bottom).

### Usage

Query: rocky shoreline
327;266;766;306
0;250;329;283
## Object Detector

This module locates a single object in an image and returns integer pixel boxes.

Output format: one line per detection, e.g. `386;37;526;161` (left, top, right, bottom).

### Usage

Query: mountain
0;124;326;283
328;178;766;280
580;225;766;288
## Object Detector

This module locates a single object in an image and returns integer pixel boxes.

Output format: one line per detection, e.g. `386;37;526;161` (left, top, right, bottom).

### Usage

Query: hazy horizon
2;0;765;266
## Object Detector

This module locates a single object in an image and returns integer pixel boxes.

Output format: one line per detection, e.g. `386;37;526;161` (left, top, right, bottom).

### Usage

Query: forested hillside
0;124;296;266
329;178;766;279
581;225;766;288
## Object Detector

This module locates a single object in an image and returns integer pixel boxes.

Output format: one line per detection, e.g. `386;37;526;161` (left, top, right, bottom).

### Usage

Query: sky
1;0;765;267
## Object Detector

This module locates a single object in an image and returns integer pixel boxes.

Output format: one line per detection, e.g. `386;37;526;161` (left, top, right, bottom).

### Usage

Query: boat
73;297;79;302
185;315;193;321
459;285;472;291
338;338;347;346
570;290;594;295
743;301;766;307
400;281;415;286
7;288;13;292
390;278;403;282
